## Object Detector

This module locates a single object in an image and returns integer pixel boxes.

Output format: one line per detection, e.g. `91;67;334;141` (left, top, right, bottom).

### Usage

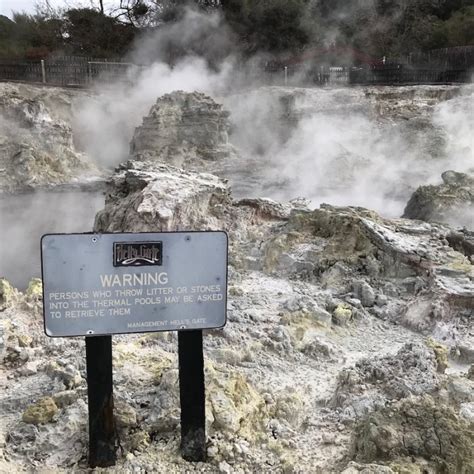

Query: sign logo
113;242;162;267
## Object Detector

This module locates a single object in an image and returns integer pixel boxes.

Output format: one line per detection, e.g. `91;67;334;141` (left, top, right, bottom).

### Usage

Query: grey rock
352;395;474;472
459;402;474;425
115;400;138;428
43;361;82;389
130;91;237;168
403;170;474;229
0;84;100;194
454;344;474;364
301;335;336;359
52;390;80;408
375;294;388;307
448;376;474;404
352;281;376;307
332;343;440;415
94;160;231;232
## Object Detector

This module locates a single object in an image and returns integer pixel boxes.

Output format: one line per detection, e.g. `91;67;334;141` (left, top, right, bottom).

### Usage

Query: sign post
41;231;227;468
178;329;206;461
85;335;116;467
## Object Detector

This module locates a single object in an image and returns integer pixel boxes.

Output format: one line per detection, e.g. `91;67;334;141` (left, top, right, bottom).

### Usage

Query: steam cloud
0;191;104;288
73;9;238;168
74;8;473;220
2;7;473;287
226;86;474;218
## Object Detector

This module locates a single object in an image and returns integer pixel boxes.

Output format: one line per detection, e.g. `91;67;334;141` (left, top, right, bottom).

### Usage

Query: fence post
284;66;288;85
88;62;92;84
41;60;46;84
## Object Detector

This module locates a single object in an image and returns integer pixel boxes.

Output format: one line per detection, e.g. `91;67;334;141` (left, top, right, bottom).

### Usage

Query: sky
1;0;65;17
0;0;115;18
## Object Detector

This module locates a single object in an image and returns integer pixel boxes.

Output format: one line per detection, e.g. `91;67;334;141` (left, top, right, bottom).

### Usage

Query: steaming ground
75;80;473;218
0;79;473;473
0;191;104;289
2;157;473;473
223;84;473;217
1;81;472;288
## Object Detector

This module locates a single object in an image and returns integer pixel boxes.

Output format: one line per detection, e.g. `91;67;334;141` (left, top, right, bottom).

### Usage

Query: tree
109;0;189;27
436;6;474;46
221;0;310;53
301;0;474;58
1;0;472;61
1;12;64;59
64;8;136;56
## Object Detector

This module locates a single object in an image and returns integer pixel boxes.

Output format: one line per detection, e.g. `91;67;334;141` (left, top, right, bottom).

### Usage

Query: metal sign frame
41;231;228;338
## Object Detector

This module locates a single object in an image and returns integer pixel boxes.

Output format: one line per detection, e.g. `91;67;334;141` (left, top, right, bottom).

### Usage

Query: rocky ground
0;82;102;194
223;85;473;216
0;83;473;473
0;82;106;289
404;170;474;229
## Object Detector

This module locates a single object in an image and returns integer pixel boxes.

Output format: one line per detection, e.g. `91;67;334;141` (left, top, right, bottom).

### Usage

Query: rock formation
95;160;231;232
1;87;474;473
130;91;238;170
332;343;441;418
90;150;474;473
0;83;100;194
404;170;474;229
353;396;474;473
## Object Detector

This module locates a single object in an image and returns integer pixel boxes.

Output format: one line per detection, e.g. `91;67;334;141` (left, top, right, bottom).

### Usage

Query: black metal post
178;329;207;462
85;335;117;468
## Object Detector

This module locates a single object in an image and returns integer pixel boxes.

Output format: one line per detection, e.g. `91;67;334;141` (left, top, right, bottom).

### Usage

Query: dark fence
0;60;43;83
348;65;472;85
0;56;138;86
0;53;472;87
274;64;472;86
264;45;474;86
405;46;474;70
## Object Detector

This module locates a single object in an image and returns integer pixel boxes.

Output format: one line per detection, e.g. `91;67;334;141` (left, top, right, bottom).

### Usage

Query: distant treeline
0;0;473;61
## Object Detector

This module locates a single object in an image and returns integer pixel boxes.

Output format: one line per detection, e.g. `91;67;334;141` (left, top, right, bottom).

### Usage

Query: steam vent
130;91;236;168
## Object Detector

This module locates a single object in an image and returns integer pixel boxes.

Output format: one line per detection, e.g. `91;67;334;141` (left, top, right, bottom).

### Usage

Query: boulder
352;280;376;307
94;160;231;232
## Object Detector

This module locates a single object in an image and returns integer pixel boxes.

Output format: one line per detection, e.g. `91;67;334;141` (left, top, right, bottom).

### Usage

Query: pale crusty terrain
0;85;473;473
